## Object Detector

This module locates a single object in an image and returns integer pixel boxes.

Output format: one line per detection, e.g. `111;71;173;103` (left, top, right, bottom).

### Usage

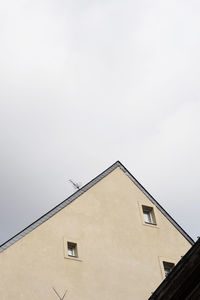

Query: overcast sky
0;0;200;244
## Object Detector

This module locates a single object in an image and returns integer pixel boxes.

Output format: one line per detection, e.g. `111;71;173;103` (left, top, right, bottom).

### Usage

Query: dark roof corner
149;238;200;300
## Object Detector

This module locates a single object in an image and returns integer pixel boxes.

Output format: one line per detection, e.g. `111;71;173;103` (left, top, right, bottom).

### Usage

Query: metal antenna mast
69;179;81;190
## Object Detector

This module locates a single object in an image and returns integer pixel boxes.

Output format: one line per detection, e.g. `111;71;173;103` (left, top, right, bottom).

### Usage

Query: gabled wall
0;167;191;299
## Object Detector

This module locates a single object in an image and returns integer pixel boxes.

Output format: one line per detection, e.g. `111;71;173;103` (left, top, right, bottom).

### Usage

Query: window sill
64;256;82;262
143;222;159;229
145;221;157;225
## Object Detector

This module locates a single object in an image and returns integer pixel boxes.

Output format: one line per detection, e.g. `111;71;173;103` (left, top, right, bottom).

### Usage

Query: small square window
67;242;78;258
163;261;175;277
142;206;156;225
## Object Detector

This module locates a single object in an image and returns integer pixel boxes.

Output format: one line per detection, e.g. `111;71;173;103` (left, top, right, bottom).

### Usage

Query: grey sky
0;0;200;244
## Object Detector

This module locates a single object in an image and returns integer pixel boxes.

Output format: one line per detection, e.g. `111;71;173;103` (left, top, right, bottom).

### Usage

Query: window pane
149;212;153;223
143;211;150;223
68;247;74;256
163;261;175;277
67;242;78;257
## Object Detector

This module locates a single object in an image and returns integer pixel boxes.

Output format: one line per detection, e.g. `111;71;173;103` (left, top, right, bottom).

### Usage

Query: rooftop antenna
52;287;68;300
69;179;82;190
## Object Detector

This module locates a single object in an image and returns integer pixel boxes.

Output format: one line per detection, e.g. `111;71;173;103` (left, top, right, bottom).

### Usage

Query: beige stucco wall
0;167;191;299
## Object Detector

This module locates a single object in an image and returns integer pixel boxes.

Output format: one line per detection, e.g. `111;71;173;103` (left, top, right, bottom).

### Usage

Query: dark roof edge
0;161;120;252
119;162;194;245
0;161;194;252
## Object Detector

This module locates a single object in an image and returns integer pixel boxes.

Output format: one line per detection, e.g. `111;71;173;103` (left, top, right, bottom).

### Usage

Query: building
0;161;194;299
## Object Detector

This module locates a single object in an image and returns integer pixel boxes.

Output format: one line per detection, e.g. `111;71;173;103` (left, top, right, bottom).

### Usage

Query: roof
0;161;194;253
149;238;200;299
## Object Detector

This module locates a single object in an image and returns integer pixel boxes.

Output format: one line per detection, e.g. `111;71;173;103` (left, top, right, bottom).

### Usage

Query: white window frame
63;237;82;261
142;205;156;225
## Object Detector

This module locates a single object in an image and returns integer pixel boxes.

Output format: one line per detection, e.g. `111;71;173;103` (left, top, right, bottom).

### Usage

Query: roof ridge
0;161;194;252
